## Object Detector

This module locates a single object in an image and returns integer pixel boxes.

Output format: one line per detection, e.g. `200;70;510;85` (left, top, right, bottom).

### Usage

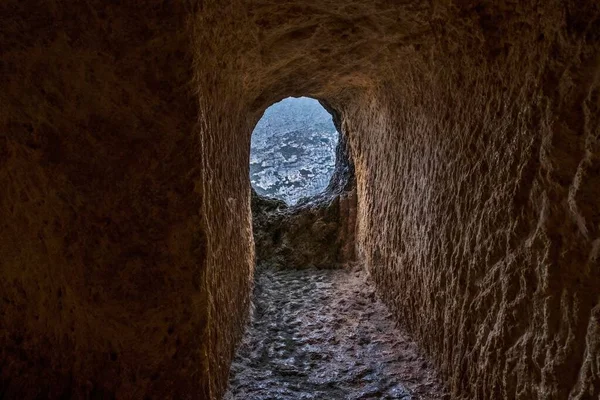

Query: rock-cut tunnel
1;1;599;399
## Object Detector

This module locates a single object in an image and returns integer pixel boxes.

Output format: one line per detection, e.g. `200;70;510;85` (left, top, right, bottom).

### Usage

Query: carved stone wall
1;0;598;398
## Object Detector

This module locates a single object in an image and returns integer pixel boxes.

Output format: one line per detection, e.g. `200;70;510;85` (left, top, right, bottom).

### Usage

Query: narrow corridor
225;266;446;400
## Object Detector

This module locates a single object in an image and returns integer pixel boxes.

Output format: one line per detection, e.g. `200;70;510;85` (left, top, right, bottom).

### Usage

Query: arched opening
248;96;357;271
225;95;445;398
250;97;339;205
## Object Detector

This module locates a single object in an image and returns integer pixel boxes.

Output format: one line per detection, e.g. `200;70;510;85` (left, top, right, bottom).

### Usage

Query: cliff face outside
1;0;599;399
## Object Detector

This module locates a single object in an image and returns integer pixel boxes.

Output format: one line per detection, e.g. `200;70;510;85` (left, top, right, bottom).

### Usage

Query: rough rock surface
1;0;599;399
1;3;211;399
225;265;446;400
251;174;356;270
251;191;353;270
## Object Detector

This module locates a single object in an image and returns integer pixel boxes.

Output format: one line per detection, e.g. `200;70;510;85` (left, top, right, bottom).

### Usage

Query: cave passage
224;266;446;399
250;97;338;205
3;1;598;398
235;99;444;398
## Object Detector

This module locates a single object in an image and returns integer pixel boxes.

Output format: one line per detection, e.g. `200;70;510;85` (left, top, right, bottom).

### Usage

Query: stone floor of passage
224;265;447;400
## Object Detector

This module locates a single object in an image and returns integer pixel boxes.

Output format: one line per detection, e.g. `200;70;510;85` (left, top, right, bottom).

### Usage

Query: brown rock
0;0;598;399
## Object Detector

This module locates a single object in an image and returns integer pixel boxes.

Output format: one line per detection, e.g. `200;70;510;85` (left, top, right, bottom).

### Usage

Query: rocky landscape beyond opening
250;97;339;205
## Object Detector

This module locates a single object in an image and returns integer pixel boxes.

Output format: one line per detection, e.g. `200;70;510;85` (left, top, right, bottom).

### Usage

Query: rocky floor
224;266;446;400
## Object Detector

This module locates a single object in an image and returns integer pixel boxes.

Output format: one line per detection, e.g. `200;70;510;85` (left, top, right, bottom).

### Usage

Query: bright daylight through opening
250;97;338;205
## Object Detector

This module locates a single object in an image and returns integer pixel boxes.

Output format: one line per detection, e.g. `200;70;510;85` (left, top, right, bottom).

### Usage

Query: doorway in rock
248;96;354;271
224;97;446;399
250;96;338;205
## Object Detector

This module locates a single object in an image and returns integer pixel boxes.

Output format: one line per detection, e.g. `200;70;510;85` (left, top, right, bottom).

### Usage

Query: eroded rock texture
1;3;212;399
225;265;445;399
1;0;599;399
251;188;357;270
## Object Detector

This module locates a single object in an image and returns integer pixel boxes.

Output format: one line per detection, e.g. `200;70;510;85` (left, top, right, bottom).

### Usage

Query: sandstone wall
1;0;599;399
346;3;600;398
233;0;600;397
0;2;221;398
